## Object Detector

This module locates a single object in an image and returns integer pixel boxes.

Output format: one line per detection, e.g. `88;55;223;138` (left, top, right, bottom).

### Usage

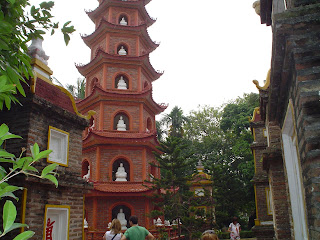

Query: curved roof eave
81;18;159;50
77;84;167;114
76;49;162;81
86;0;155;27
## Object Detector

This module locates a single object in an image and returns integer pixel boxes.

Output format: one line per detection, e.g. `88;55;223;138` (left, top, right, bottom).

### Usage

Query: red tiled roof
94;182;152;193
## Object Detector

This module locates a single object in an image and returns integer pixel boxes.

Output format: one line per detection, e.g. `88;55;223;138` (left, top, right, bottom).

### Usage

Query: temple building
0;39;92;239
251;1;320;239
76;0;167;238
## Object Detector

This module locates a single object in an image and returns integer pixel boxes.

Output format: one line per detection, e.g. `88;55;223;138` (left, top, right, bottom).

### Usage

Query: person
103;219;122;240
201;230;219;240
228;217;241;240
120;215;154;240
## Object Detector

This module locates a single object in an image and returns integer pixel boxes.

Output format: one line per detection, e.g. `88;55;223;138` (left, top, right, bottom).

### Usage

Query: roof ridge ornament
253;69;271;90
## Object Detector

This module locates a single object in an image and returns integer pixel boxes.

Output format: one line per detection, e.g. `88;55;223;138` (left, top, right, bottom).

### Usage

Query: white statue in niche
118;46;127;55
117;76;128;89
117;208;127;230
84;218;88;228
117;116;127;131
83;165;90;181
115;163;127;181
120;17;128;26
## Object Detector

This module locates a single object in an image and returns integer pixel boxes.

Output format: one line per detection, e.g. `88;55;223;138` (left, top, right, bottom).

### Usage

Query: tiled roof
94;182;152;193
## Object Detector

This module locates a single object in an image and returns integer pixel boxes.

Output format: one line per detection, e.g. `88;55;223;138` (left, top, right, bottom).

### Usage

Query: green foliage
184;94;259;229
65;77;86;100
0;123;58;239
161;106;189;138
147;134;214;239
0;0;75;110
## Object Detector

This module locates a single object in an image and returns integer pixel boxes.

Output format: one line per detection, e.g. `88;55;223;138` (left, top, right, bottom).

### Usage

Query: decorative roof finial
28;38;49;65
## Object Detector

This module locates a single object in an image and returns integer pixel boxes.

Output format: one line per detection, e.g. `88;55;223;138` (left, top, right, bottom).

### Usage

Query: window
47;126;69;166
43;205;70;240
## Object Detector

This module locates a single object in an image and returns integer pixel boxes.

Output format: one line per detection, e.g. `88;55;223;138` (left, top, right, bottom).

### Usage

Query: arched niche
150;163;157;180
112;158;130;181
115;74;129;90
143;81;149;89
119;14;128;26
117;44;128;56
112;204;131;229
82;160;90;180
147;117;152;131
113;113;130;131
90;77;99;93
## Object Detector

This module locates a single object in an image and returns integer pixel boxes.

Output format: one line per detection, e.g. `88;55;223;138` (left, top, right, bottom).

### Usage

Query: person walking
228;217;241;240
121;216;154;240
103;219;122;240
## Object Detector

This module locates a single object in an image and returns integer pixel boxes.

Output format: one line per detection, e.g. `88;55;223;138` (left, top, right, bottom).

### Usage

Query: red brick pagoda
76;0;167;238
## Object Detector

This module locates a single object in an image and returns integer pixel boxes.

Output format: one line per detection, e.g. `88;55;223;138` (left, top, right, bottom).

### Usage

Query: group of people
103;216;241;240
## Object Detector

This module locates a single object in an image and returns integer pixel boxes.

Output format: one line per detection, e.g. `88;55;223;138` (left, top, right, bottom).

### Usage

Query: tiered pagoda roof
82;18;159;51
77;83;167;114
76;49;163;82
86;0;155;27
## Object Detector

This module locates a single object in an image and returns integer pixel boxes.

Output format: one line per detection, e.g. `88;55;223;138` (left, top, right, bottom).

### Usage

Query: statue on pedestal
118;46;127;55
117;116;127;131
120;17;128;26
115;163;127;181
117;76;128;89
117;208;127;230
83;165;90;182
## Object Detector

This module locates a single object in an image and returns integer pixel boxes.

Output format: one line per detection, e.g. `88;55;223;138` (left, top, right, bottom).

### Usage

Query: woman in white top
103;219;122;240
228;216;241;240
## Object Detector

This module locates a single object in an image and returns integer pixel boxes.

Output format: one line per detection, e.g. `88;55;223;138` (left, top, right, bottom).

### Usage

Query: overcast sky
31;0;272;115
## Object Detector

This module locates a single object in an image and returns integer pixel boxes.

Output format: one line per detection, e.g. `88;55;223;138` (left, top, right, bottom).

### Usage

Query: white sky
30;0;272;115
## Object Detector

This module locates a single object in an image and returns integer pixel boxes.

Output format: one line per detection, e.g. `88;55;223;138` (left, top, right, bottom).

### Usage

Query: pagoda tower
76;0;167;236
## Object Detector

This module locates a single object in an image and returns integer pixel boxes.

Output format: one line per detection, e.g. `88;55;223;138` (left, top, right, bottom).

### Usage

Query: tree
161;106;189;138
65;77;86;100
146;136;198;239
0;0;75;110
184;94;259;229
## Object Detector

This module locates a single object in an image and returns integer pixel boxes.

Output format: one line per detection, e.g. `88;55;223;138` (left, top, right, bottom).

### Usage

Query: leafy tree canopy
0;0;75;110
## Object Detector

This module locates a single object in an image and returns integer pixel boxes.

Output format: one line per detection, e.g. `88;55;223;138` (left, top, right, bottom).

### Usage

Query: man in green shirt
121;216;155;240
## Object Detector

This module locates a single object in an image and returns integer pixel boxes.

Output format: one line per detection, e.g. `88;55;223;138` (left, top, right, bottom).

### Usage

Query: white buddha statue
117;208;127;230
120;17;128;26
115;163;127;181
83;165;90;182
84;218;88;228
118;46;127;55
117;116;127;131
156;217;163;226
117;76;127;89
